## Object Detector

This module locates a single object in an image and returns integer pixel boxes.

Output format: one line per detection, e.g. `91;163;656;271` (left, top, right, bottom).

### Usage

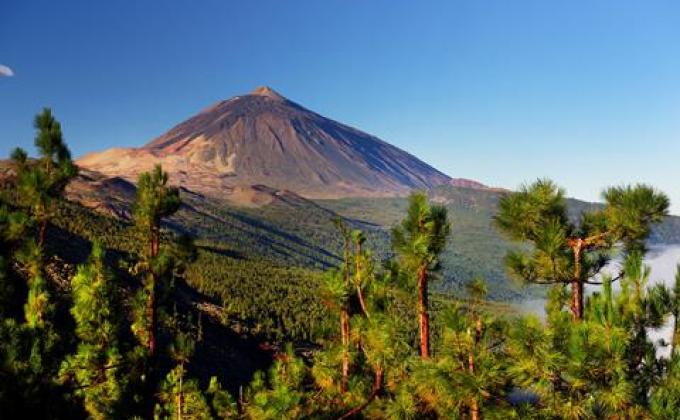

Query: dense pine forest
3;109;680;419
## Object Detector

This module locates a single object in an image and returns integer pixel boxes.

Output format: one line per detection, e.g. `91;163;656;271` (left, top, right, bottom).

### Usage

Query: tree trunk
672;310;680;357
356;285;370;318
340;309;350;393
177;363;184;420
374;367;383;397
354;237;370;318
38;219;47;248
569;239;584;321
468;317;482;420
147;223;160;356
150;226;160;258
571;280;583;321
148;275;157;356
470;397;480;420
418;265;430;359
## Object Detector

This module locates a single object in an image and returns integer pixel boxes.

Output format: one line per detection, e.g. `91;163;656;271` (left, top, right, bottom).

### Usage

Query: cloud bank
0;65;14;77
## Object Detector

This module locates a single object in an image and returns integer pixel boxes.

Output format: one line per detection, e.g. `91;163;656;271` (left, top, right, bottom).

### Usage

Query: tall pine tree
392;191;450;359
131;164;180;357
59;242;126;419
495;179;668;320
13;108;77;247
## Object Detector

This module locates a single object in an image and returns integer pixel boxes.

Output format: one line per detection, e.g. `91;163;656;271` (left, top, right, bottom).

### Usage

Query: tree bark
340;309;350;393
569;239;584;321
177;363;184;420
468;316;482;420
356;285;369;318
38;219;47;248
147;223;160;356
672;310;680;357
418;265;430;359
150;226;160;258
148;275;157;356
354;237;370;318
470;398;480;420
571;279;583;321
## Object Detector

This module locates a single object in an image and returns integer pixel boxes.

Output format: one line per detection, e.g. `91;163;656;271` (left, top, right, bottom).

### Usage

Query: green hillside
318;185;680;301
57;165;680;305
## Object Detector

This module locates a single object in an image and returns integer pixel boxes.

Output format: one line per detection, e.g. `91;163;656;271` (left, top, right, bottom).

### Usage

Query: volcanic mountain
77;86;451;200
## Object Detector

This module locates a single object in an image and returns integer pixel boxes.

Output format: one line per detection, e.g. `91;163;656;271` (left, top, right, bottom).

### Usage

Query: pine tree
131;164;181;357
495;179;668;321
507;312;563;417
156;326;212;420
352;230;372;318
0;205;28;315
156;365;212;419
507;252;670;418
9;147;28;168
323;229;413;419
337;234;393;418
0;204;30;411
14;239;53;329
669;264;680;356
320;223;380;400
340;308;409;419
330;218;353;393
1;237;63;417
244;344;307;419
206;376;238;419
13;108;77;247
319;267;353;397
650;264;680;418
59;242;126;419
0;109;77;417
16;168;51;248
400;279;512;419
462;278;493;420
392;191;450;359
650;355;680;419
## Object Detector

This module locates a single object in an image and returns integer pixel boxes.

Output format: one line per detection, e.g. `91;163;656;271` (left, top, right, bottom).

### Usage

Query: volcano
78;86;452;199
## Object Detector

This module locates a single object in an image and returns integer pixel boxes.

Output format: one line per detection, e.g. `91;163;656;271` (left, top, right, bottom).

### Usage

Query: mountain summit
78;87;451;199
250;85;286;100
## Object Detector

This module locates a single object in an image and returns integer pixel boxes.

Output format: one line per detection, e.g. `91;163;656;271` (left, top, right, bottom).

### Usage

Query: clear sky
2;1;680;212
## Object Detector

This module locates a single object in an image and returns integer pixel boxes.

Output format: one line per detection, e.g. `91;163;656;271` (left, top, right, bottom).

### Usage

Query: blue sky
2;1;680;212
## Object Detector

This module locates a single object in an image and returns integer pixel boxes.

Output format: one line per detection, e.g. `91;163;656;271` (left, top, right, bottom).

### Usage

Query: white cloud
0;64;14;77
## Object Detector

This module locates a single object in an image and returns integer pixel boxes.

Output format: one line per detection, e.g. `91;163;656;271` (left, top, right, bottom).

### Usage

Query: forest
2;109;680;419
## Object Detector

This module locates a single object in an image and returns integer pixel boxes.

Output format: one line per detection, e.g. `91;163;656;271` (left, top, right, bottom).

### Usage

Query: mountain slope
8;154;679;302
78;86;451;199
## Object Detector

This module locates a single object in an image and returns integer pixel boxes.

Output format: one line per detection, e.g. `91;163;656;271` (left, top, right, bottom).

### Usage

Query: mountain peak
78;88;452;199
251;86;285;101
